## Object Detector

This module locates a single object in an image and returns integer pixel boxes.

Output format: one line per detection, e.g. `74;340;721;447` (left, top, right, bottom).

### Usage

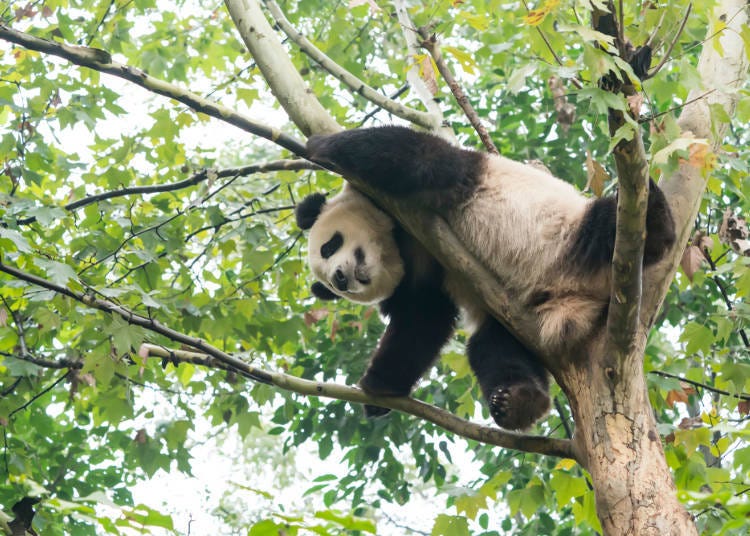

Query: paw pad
488;382;550;430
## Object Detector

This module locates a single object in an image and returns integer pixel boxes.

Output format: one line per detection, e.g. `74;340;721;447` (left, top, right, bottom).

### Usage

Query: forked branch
263;0;439;130
0;261;574;460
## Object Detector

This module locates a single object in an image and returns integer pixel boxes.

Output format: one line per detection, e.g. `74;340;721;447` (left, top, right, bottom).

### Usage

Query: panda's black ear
295;193;327;230
311;282;340;301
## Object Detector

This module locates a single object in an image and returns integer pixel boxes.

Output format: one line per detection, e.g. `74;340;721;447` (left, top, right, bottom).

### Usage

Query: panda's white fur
307;185;404;304
443;155;609;350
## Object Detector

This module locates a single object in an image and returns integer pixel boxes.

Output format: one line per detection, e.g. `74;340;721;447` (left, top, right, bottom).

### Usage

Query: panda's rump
447;156;609;351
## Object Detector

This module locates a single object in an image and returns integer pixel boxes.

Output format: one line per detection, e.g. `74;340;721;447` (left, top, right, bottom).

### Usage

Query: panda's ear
295;193;327;230
311;282;340;301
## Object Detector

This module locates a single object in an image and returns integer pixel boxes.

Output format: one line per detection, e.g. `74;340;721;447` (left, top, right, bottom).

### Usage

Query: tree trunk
560;335;697;535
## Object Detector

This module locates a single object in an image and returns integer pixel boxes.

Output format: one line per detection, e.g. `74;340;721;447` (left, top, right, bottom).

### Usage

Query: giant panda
296;126;675;430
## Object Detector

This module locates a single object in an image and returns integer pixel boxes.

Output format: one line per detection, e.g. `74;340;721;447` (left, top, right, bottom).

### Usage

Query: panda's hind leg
467;318;550;430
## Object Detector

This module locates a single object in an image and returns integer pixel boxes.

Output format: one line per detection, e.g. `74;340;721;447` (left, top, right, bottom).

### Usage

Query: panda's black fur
297;126;675;429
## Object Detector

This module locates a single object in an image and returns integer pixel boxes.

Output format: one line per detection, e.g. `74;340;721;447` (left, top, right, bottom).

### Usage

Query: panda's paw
363;404;391;418
488;382;550;430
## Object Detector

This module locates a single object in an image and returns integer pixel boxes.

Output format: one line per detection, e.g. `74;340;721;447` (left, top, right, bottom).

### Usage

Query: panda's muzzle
333;269;348;291
332;266;371;292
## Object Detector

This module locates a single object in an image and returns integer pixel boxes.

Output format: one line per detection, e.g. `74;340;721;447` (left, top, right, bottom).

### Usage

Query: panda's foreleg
359;286;458;417
307;127;483;207
467;317;551;430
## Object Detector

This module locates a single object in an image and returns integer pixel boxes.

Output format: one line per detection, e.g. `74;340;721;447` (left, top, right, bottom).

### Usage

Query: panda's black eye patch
354;247;366;264
321;232;343;259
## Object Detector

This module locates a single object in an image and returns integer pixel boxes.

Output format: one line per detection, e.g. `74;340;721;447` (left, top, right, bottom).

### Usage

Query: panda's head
295;185;404;304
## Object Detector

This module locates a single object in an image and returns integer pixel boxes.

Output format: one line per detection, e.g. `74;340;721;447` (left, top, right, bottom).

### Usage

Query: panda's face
307;197;404;304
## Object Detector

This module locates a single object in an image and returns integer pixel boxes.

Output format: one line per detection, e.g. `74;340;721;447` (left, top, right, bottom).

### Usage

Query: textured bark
561;335;698;535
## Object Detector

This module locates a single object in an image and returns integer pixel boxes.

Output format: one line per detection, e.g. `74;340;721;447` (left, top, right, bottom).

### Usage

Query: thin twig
649;370;750;401
416;27;498;154
553;397;573;439
700;246;750;348
8;372;69;419
358;84;410;127
647;3;692;79
15;159;318;226
639;89;718;124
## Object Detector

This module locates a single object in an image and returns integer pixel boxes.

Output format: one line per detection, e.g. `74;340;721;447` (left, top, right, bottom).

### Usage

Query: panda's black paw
363;404;391;418
359;372;408;420
488;382;550;430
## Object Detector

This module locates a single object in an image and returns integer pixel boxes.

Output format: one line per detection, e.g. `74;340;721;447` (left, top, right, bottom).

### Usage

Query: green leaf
0;229;32;253
680;322;715;355
431;514;470;536
507;483;545;519
674;427;712;455
550;471;588;507
35;258;78;287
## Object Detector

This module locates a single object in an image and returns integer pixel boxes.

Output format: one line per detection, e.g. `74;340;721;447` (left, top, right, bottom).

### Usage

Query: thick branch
15;159;317;226
0;260;573;459
224;0;340;136
141;344;575;459
263;0;439;130
605;114;649;353
0;23;306;155
642;0;749;321
416;28;498;154
591;4;649;354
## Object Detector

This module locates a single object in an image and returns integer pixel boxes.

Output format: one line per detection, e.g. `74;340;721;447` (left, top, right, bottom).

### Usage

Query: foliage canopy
0;0;749;534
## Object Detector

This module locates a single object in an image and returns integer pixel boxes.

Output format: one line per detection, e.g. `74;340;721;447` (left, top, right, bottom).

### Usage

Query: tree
0;0;749;534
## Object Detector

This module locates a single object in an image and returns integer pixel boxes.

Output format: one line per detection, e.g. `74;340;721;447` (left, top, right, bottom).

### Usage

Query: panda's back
449;154;588;289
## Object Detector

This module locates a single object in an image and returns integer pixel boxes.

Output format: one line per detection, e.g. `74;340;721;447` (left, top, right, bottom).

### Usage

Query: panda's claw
488;382;550;430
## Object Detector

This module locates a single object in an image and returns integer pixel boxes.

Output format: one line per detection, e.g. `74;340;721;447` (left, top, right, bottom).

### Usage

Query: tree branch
642;0;749;323
224;0;535;369
224;0;340;136
416;27;498;154
141;344;575;459
263;0;439;130
0;260;574;459
649;370;750;402
0;23;307;156
15;159;317;226
591;2;649;355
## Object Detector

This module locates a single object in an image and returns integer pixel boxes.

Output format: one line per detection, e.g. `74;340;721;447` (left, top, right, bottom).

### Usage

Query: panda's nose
333;269;348;291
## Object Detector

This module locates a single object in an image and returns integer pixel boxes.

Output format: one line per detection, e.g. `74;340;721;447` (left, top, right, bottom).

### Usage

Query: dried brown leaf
418;55;438;96
680;245;705;281
304;308;328;327
584;150;609;197
627;94;644;117
548;76;575;133
666;388;689;408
